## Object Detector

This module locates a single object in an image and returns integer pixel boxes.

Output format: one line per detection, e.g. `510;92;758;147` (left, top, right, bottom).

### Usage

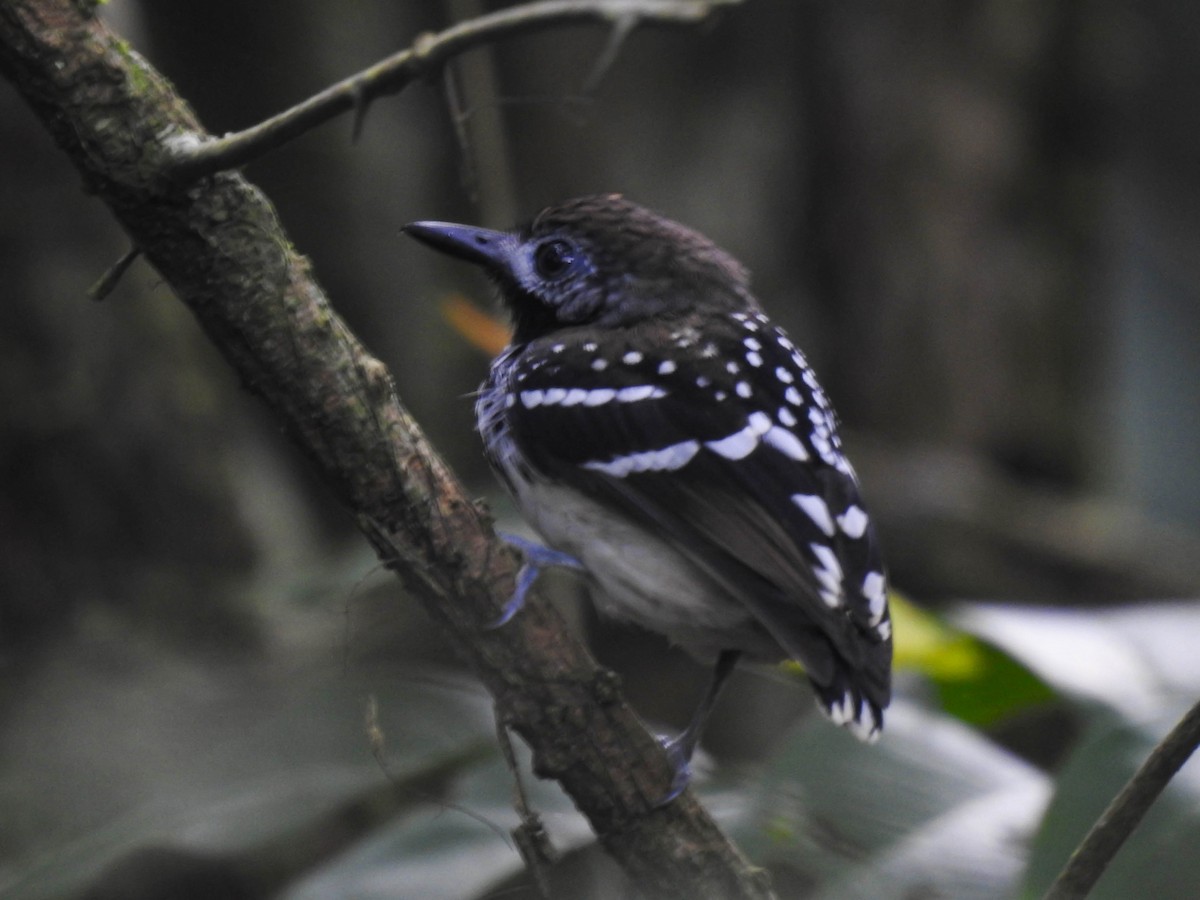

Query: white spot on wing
710;433;754;462
849;713;880;743
775;366;794;384
778;407;797;427
616;385;667;403
764;426;809;461
826;692;850;725
543;387;567;406
862;571;887;625
809;542;845;608
785;386;802;406
520;389;545;409
582;440;700;477
658;360;677;375
623;350;643;365
591;358;608;371
747;411;773;434
735;381;752;399
792;494;836;537
583;387;616;406
837;505;869;539
560;388;589;407
706;412;771;460
746;351;763;367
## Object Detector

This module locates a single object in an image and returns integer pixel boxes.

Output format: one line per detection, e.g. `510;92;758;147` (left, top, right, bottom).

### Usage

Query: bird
405;194;891;793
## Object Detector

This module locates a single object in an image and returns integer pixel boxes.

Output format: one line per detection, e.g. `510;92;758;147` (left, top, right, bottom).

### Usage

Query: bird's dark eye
533;239;576;280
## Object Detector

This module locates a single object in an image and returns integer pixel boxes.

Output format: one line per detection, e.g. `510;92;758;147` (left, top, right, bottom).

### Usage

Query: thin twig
582;11;638;94
162;0;739;182
1044;697;1200;899
87;246;140;301
496;709;557;899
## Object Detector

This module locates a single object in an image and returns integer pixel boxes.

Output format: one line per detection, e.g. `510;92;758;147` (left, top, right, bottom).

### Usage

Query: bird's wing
500;313;891;729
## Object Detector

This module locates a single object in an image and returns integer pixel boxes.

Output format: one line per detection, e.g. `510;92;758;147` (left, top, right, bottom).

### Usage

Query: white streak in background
792;494;835;536
582;440;700;477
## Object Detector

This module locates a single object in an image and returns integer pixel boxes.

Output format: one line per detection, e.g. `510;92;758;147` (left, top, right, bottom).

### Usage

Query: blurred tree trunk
802;2;1114;481
796;2;1124;599
0;55;257;651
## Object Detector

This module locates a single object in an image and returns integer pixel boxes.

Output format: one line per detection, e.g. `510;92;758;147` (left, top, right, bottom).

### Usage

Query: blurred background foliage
2;1;1199;897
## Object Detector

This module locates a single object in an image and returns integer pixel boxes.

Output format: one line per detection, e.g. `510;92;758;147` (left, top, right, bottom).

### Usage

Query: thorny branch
163;0;740;182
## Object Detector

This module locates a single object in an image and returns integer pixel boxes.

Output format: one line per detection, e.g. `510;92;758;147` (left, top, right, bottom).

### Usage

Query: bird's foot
654;733;695;807
488;533;584;628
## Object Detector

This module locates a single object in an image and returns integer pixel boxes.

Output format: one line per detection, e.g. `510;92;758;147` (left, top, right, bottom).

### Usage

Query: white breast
511;477;777;660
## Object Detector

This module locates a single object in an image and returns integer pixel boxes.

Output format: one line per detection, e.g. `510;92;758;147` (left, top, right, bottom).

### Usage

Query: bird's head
404;194;755;344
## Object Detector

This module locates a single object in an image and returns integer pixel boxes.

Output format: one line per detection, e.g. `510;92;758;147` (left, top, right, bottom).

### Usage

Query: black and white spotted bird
405;195;891;786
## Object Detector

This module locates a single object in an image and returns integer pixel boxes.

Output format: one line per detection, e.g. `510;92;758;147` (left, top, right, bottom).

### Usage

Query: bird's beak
403;221;513;273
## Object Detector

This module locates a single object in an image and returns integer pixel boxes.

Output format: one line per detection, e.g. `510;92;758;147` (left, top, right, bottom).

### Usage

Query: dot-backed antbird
405;195;891;795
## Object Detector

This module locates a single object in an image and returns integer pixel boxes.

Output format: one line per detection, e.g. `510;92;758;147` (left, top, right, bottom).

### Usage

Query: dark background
3;2;1200;897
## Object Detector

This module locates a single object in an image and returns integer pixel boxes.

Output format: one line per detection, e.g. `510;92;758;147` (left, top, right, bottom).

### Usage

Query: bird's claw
487;533;584;629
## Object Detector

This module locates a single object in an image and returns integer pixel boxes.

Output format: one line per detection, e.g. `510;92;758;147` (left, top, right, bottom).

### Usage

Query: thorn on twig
88;246;141;302
496;708;557;898
583;12;638;94
350;76;372;143
443;62;480;206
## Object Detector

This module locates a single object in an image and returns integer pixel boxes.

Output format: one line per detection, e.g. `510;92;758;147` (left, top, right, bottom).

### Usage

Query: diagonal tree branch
0;1;771;898
160;0;740;183
1044;697;1200;900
